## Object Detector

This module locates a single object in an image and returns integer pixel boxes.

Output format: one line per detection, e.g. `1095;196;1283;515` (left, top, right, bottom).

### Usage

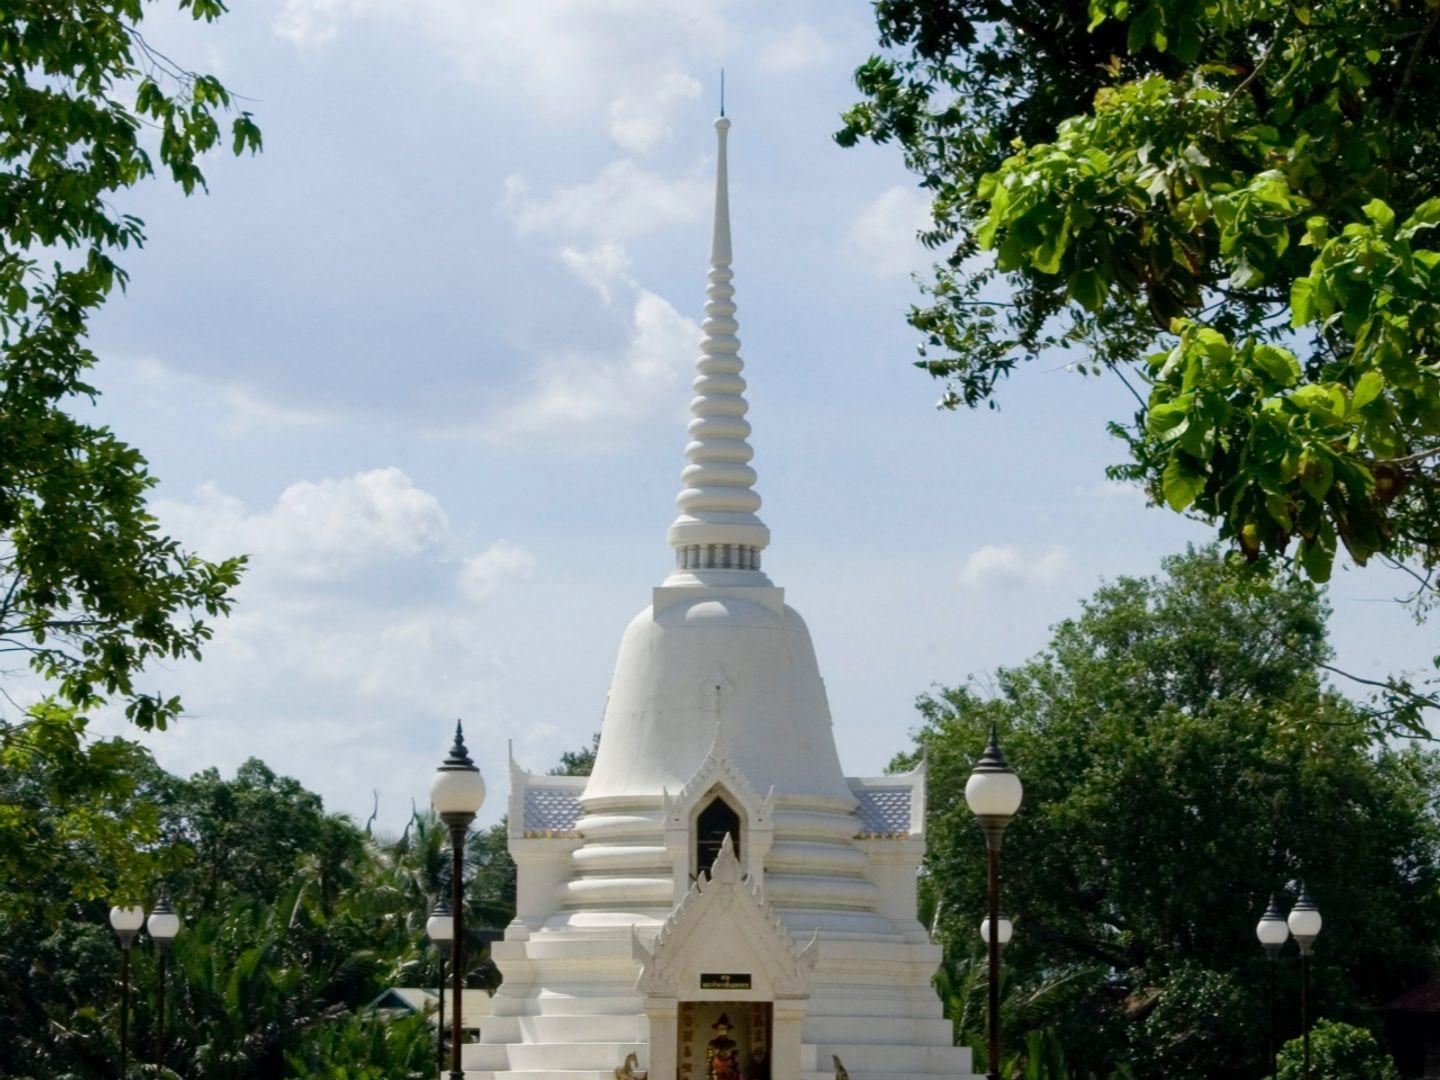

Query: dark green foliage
285;1011;436;1080
0;702;186;910
550;731;599;777
906;547;1432;1077
840;0;1440;612
1276;1019;1400;1079
0;751;520;1079
0;732;619;1077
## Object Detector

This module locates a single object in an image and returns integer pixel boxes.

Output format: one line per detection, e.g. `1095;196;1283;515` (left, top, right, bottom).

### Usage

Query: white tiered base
460;931;978;1080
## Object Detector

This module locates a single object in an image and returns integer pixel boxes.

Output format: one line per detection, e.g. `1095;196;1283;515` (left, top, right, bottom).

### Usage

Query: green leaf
1351;370;1384;410
1362;198;1395;233
1070;268;1105;311
1252;344;1300;387
1265;493;1293;531
1033;234;1067;275
1299;522;1337;582
1162;457;1206;510
1298;447;1334;499
1291;384;1346;421
1402;198;1440;238
1290;277;1316;327
1147;400;1191;439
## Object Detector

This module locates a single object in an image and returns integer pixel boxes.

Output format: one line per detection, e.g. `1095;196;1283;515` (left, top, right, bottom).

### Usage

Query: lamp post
965;724;1023;1080
425;896;455;1076
109;905;145;1078
1256;894;1289;1077
147;898;180;1066
979;911;1013;950
430;721;486;1080
1287;885;1323;1080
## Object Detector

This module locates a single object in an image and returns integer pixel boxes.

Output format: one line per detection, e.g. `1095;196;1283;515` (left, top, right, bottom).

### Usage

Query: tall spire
667;114;770;577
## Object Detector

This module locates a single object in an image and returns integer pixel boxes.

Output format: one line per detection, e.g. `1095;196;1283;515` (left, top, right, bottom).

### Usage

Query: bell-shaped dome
584;115;852;808
583;590;852;803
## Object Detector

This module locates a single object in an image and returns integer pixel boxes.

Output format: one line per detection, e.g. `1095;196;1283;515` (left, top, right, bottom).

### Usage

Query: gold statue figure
706;1013;742;1080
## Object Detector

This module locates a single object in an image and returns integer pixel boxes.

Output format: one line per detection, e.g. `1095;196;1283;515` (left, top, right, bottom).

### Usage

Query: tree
1276;1019;1400;1079
2;0;259;731
550;731;600;777
1;0;260;915
839;1;1440;603
0;702;183;912
902;547;1436;1077
0;732;597;1077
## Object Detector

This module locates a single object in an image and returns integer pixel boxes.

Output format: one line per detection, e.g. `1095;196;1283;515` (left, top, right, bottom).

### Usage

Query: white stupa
477;115;979;1080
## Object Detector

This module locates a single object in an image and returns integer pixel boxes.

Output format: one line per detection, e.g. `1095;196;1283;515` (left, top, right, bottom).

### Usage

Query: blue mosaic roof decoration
522;786;583;836
853;787;913;838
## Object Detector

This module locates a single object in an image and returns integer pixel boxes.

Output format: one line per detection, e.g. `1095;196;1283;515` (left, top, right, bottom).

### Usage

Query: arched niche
663;735;774;904
694;791;743;880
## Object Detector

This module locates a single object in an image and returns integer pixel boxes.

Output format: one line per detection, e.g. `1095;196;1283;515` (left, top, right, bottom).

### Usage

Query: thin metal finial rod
720;69;725;117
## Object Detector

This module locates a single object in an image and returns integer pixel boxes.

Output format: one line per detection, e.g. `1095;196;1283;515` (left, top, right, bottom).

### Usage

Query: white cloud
561;242;635;303
456;289;697;449
759;23;835;73
272;0;726;136
158;468;451;582
845;185;934;278
608;71;702;154
113;357;340;433
504;161;707;243
459;540;537;601
113;469;548;828
133;355;169;380
272;0;348;45
221;384;337;432
958;544;1074;591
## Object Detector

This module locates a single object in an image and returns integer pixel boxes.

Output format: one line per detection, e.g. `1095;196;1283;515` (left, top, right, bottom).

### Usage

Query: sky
54;0;1434;832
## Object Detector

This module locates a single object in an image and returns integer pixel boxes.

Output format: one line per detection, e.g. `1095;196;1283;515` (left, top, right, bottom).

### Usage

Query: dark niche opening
695;795;742;879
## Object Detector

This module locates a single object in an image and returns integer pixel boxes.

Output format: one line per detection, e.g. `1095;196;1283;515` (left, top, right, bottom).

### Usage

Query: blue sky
67;0;1433;830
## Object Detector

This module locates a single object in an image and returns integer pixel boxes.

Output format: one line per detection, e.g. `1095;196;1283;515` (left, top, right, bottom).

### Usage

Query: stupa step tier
460;1038;973;1077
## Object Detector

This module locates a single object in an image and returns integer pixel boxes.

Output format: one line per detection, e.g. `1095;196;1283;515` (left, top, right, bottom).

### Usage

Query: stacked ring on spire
666;116;770;564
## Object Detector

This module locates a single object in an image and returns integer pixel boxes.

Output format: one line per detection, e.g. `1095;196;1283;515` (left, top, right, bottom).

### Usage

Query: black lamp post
425;896;455;1076
965;725;1023;1080
108;904;145;1078
430;721;486;1080
1255;894;1289;1076
147;898;180;1066
1287;885;1323;1080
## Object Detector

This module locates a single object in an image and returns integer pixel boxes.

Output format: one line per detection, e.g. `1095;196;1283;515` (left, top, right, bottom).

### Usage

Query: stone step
481;1014;645;1044
463;1041;643;1072
490;993;644;1017
462;1072;617;1080
801;1016;954;1045
494;937;638;961
804;995;947;1020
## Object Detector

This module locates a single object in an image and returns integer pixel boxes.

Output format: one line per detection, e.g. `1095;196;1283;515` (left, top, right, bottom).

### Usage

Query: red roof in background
1384;976;1440;1012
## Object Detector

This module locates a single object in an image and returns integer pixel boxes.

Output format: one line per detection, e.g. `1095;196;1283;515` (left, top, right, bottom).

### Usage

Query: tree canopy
840;0;1440;601
0;749;520;1079
903;547;1440;1077
1;0;261;910
1;0;258;732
